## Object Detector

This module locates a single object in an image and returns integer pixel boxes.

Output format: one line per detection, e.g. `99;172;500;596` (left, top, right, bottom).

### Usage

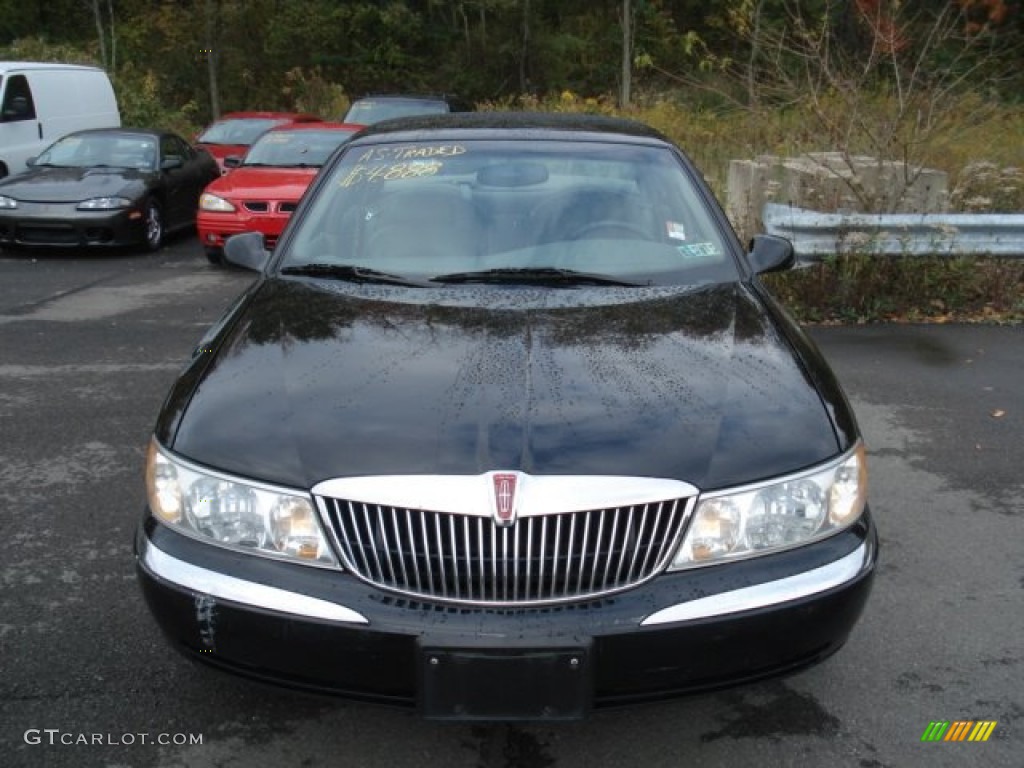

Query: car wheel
205;247;224;265
143;199;163;251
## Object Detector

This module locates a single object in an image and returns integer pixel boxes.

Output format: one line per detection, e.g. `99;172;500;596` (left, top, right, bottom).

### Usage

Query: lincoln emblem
492;473;518;526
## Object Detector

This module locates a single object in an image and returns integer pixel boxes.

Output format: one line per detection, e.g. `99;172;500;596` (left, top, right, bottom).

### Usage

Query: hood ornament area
490;472;520;527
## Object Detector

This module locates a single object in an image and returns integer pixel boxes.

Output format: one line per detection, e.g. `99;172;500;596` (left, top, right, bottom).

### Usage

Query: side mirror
161;155;184;171
25;156;37;167
223;156;242;169
224;231;270;272
748;234;795;274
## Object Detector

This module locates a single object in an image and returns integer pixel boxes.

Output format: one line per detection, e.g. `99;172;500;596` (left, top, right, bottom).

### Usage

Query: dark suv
341;94;472;125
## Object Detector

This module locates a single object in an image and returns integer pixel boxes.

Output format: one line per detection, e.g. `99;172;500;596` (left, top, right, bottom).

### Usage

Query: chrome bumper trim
311;473;699;518
641;541;870;626
139;537;368;625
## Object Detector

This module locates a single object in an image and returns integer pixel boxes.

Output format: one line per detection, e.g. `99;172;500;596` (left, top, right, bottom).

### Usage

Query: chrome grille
317;497;692;605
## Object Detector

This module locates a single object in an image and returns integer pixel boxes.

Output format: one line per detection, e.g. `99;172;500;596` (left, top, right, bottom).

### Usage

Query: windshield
344;100;449;125
244;129;357;167
281;139;740;287
198;118;284;145
35;133;156;170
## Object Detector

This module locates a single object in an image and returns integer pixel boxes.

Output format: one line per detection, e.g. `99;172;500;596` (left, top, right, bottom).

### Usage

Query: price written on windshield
338;160;444;186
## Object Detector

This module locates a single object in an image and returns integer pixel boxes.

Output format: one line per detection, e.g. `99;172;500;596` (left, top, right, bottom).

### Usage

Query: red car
197;122;363;263
195;111;323;172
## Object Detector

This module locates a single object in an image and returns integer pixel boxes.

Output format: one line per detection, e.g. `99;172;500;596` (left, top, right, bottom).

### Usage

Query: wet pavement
1;238;1020;767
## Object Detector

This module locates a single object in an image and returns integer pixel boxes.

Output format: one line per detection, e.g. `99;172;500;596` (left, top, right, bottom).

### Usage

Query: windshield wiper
430;267;646;287
280;263;430;287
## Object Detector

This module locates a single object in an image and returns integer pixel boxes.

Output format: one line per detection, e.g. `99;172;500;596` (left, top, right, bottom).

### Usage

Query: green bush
765;256;1024;324
114;65;201;136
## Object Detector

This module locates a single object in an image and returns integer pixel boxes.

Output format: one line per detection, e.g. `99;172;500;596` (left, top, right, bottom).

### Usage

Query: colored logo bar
921;721;997;742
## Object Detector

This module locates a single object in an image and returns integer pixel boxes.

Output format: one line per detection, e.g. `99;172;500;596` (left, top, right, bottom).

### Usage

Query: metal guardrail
762;203;1024;263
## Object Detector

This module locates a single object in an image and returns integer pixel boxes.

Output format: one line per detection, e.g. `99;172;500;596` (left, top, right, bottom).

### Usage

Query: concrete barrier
727;153;948;242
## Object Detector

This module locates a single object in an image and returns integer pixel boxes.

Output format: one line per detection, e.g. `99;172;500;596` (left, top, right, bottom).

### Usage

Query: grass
764;256;1024;325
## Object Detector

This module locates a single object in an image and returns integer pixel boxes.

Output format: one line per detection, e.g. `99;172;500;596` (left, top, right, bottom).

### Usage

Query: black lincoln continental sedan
136;112;876;720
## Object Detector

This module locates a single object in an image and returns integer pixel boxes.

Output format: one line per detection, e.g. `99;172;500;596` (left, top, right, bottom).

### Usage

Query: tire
143;199;163;252
205;247;224;265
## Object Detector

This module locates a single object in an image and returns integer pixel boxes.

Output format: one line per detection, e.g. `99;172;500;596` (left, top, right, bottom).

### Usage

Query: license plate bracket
418;646;591;721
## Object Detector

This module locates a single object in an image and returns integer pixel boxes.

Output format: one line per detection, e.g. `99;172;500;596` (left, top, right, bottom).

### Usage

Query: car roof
0;61;105;74
346;94;473;115
265;121;364;134
352;111;670;144
214;111;322;122
352;93;461;103
65;127;164;139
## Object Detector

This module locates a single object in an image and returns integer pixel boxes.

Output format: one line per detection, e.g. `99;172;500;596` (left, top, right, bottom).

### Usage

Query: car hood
207;167;318;200
165;279;843;492
0;166;147;202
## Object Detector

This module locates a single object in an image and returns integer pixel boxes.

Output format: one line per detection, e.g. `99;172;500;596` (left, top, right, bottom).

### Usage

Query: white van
0;62;120;178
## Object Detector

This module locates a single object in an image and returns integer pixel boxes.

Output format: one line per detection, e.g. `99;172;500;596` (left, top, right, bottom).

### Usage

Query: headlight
145;439;337;566
200;193;236;212
0;195;19;209
671;443;867;569
77;196;132;210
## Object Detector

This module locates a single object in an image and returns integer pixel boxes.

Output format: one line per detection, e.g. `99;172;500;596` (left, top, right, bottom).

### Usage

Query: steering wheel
570;220;652;241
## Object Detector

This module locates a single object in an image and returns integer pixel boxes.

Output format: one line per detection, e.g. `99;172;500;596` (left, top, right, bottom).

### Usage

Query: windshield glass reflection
282;140;739;286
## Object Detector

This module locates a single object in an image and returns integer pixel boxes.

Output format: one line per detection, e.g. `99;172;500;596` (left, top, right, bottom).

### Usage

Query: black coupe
137;113;877;720
0;128;219;251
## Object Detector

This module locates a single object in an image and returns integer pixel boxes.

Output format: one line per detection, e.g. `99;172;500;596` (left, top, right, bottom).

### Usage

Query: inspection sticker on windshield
678;242;722;260
665;221;687;240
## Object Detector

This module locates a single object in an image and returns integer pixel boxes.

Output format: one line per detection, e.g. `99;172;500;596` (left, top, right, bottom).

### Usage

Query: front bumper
0;204;146;247
136;510;877;718
197;210;289;251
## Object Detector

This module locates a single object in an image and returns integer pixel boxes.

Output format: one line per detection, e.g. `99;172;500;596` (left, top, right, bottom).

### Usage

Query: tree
620;0;633;107
85;0;115;71
649;0;1021;211
203;0;220;119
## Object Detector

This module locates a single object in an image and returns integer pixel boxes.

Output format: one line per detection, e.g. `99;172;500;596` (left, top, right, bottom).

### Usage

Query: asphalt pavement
1;236;1020;768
